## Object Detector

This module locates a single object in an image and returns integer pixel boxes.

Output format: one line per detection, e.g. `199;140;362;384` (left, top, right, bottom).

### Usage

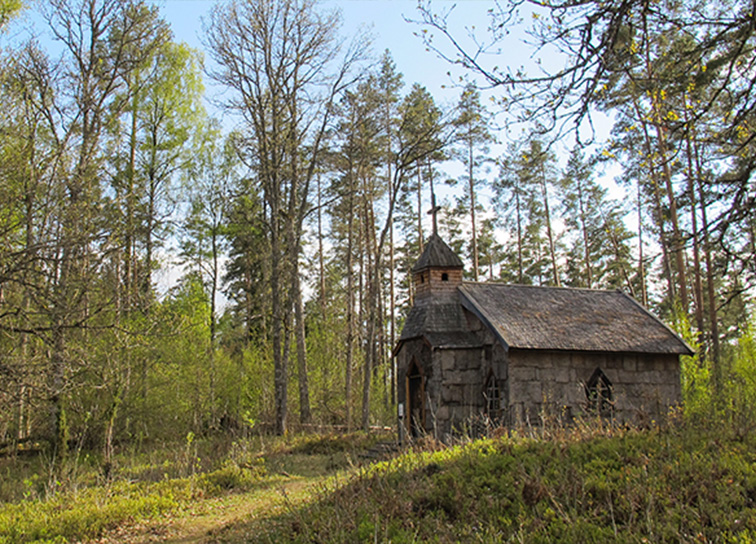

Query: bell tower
412;234;464;302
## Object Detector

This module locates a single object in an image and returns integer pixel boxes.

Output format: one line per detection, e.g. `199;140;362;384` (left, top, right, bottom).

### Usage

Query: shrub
197;459;267;496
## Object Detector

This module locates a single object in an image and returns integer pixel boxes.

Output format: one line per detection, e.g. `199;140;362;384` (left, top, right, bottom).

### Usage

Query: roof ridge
461;281;620;294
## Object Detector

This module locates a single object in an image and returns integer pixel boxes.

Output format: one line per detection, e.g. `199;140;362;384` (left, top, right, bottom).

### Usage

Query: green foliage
724;322;756;434
282;432;383;456
678;316;756;434
262;425;756;543
197;459;267;495
0;0;22;30
675;312;712;422
0;480;182;543
0;454;269;544
0;433;307;542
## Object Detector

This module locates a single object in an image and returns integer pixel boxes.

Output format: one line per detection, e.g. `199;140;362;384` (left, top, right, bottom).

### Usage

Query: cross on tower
426;165;441;237
427;192;441;236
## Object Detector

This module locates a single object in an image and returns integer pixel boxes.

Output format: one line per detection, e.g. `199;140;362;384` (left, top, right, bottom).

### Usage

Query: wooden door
406;359;424;437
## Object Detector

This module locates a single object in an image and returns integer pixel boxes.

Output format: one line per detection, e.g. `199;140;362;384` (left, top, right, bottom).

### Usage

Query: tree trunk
683;101;705;337
417;164;424;252
361;181;377;431
637;182;648;306
345;161;355;430
642;8;688;312
515;183;524;284
576;175;592;288
694;144;721;390
270;199;287;435
294;263;311;425
539;163;560;286
468;139;479;281
632;96;676;303
209;225;219;429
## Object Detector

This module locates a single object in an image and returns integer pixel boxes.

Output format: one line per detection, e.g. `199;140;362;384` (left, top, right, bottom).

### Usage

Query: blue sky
153;0;529;150
157;0;499;109
12;0;549;144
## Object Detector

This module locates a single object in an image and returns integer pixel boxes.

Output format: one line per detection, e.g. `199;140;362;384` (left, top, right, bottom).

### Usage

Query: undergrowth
0;431;379;543
0;460;267;543
259;422;756;543
7;423;756;543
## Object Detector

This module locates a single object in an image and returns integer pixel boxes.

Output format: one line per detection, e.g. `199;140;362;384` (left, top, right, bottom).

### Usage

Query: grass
0;431;387;543
0;457;270;543
4;422;756;543
250;421;756;543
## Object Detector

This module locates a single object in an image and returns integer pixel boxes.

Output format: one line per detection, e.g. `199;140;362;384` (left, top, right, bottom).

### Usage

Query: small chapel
395;234;693;440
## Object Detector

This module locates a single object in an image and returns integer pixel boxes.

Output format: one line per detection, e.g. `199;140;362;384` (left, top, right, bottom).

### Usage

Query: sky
157;0;504;112
147;0;529;297
12;0;575;154
12;0;608;154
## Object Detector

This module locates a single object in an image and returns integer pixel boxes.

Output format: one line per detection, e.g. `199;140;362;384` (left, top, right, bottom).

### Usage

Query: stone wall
398;334;682;441
507;349;682;426
396;338;431;426
432;346;486;437
397;338;497;440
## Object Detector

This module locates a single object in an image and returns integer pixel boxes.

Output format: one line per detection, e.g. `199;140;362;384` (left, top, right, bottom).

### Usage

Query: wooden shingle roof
399;302;468;341
397;301;482;350
458;283;693;355
412;234;463;273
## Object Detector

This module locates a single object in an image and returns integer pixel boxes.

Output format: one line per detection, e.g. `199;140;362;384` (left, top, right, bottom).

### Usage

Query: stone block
605;355;623;370
622;356;637;372
458;351;482;371
443;370;462;385
513;381;542;404
552;367;571;384
569;353;587;371
449;405;469;424
495;361;508;380
547;384;571;404
534;352;553;370
442;384;464;404
511;366;536;381
461;369;481;385
617;370;637;385
440;352;456;373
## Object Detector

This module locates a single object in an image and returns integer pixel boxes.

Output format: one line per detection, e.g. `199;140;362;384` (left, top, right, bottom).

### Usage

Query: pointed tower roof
412;234;464;273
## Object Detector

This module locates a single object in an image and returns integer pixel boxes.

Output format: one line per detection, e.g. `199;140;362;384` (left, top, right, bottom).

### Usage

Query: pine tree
451;83;494;280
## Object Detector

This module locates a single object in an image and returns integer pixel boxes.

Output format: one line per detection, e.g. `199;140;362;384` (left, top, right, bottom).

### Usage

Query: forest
0;0;755;467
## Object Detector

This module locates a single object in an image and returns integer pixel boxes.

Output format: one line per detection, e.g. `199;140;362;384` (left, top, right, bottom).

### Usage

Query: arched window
483;370;501;419
585;368;613;416
441;272;449;281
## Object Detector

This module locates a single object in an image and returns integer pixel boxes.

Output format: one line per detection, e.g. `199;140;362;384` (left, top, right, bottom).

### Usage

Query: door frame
406;358;425;437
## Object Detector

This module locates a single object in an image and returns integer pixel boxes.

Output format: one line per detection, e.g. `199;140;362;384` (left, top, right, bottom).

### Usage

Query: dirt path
95;475;326;544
